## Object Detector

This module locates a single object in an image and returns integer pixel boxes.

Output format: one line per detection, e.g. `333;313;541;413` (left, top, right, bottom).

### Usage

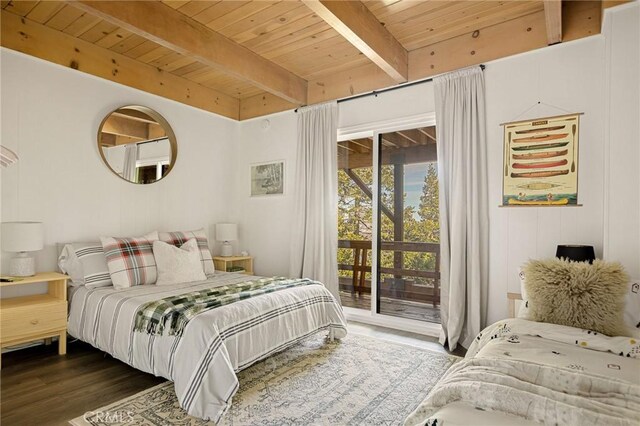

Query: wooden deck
340;291;441;324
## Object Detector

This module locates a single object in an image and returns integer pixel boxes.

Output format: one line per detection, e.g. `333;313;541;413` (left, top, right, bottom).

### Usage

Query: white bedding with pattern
67;272;347;422
405;318;640;426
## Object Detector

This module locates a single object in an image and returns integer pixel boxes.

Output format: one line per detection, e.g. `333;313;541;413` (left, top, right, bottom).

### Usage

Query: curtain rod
295;64;485;112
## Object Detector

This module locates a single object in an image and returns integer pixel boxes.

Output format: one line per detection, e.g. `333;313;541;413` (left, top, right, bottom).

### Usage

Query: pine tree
337;160;440;285
418;163;440;243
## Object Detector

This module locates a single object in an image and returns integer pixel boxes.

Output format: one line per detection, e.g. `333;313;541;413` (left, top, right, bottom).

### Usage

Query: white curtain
289;102;340;301
123;143;139;181
434;67;489;350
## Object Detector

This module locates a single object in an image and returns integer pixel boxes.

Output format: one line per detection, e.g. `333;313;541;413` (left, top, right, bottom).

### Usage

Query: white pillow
158;229;215;275
58;242;112;288
624;278;640;338
153;239;207;286
517;268;531;320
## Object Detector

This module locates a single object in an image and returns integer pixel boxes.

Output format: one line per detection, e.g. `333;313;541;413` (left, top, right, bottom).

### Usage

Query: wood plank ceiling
337;126;438;169
1;1;609;121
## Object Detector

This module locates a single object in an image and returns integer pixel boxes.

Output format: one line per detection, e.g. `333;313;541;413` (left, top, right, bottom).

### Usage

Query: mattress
67;272;347;421
405;318;640;426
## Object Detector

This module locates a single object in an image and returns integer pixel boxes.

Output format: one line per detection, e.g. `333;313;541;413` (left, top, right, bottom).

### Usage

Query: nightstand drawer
1;302;67;342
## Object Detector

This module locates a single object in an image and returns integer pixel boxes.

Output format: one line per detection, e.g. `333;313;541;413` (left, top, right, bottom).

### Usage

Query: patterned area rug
70;332;458;426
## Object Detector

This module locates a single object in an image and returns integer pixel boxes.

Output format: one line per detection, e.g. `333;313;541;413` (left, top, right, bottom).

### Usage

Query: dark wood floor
1;324;462;425
1;341;165;426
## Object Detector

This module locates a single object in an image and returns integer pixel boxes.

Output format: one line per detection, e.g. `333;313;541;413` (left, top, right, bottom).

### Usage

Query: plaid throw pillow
158;229;215;275
101;231;159;289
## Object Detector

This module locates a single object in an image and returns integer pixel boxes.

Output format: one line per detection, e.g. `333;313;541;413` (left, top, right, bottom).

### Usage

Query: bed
404;317;640;425
67;272;347;422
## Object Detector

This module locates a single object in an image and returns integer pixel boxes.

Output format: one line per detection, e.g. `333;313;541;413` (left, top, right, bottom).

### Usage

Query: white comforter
67;272;347;421
406;318;640;426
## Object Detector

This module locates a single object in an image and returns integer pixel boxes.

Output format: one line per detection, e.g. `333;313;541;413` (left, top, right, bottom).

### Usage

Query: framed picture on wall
250;160;285;196
502;113;582;206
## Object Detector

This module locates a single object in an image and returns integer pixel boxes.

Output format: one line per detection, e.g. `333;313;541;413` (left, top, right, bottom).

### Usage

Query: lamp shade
215;223;238;242
556;245;596;264
1;222;44;252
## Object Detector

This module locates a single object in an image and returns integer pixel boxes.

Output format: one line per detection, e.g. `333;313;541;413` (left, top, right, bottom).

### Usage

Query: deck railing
338;239;441;306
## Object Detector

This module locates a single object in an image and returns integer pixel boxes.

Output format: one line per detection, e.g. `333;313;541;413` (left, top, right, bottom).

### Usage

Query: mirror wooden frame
97;105;178;184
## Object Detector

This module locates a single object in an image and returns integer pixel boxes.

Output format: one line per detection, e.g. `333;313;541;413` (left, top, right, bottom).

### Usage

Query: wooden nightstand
508;292;523;318
213;256;254;275
0;272;69;367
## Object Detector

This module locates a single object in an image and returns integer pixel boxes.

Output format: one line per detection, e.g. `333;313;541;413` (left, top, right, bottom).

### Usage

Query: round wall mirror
97;105;177;184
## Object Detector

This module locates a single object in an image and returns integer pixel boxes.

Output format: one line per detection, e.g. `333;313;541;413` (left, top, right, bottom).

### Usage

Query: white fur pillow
153;239;207;286
524;258;629;336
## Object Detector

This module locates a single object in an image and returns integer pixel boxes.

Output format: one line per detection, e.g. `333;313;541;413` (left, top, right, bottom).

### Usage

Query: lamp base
220;242;233;257
9;252;36;277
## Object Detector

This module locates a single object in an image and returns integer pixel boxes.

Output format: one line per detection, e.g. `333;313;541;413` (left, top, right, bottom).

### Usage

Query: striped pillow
100;231;159;290
58;242;112;288
158;229;215;275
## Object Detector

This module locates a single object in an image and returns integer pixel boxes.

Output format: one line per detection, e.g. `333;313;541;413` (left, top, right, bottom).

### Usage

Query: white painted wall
337;84;436;129
602;2;640;279
1;48;239;296
231;111;298;277
483;38;607;324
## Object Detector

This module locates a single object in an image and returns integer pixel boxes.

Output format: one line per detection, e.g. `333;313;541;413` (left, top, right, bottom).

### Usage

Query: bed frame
507;292;523;318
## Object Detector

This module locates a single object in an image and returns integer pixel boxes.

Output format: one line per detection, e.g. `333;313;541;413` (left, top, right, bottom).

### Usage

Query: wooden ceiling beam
403;128;433;145
0;10;239;119
408;9;546;81
101;115;150;139
543;0;563;45
396;130;419;145
100;133;117;147
339;143;437;169
72;1;308;105
418;127;437;143
233;3;600;118
342;140;368;153
337;143;357;153
348;139;372;152
307;9;571;105
239;92;297;121
302;0;408;83
101;133;148;147
381;132;411;148
112;110;158;125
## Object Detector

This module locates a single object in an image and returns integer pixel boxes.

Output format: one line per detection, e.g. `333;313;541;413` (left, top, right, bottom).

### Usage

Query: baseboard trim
344;307;441;337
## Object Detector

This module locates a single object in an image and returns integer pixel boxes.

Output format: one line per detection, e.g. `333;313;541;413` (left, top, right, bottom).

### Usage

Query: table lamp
556;245;596;264
1;222;44;276
216;223;237;257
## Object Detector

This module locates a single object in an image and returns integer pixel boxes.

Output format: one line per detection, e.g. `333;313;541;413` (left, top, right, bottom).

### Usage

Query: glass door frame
337;112;441;337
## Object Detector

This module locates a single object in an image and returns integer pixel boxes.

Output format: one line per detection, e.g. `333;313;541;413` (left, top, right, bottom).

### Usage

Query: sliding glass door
337;136;374;311
337;121;441;324
375;127;441;323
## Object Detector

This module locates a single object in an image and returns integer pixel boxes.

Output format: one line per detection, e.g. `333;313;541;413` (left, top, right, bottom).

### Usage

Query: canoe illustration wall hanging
502;113;581;206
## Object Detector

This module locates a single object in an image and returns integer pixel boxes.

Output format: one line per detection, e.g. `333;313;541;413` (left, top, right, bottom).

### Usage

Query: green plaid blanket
134;277;319;336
